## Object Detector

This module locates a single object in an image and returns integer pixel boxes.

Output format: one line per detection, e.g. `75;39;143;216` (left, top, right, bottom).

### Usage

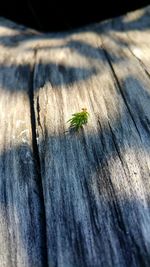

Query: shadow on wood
0;5;150;267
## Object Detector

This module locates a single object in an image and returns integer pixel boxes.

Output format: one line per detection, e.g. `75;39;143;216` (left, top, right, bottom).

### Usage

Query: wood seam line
100;41;143;142
29;48;49;267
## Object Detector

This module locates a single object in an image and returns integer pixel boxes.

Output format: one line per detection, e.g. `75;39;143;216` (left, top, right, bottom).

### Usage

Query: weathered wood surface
0;5;150;267
0;23;48;266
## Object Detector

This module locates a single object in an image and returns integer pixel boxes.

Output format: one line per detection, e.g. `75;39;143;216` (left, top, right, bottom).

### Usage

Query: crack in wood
101;43;143;142
107;120;125;168
28;49;49;267
37;95;44;136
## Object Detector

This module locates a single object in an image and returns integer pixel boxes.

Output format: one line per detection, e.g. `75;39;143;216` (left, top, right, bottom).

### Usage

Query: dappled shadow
0;36;122;92
0;7;150;266
94;5;150;33
0;62;97;90
0;143;47;267
26;40;123;64
0;5;149;49
34;76;150;266
34;62;97;87
0;6;149;96
0;6;149;97
1;76;150;266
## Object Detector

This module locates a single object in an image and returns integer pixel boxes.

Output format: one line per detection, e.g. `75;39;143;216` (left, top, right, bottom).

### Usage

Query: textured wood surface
0;5;150;267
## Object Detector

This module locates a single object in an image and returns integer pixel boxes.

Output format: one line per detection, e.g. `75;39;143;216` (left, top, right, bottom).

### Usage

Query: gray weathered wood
0;5;150;267
33;5;150;267
0;22;47;267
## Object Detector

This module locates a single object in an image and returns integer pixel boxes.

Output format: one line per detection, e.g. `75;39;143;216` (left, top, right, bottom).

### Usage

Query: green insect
67;108;90;131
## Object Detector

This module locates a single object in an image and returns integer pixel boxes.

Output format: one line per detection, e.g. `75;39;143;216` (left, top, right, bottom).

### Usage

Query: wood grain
33;5;150;267
0;21;47;267
0;5;150;267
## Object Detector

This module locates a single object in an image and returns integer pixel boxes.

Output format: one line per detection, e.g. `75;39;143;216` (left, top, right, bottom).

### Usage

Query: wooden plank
0;5;150;267
33;8;150;266
99;11;150;266
122;6;150;74
0;22;47;267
